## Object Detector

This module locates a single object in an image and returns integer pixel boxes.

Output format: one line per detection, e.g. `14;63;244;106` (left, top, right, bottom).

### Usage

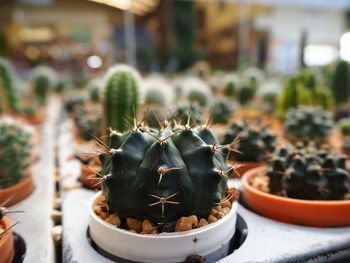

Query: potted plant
221;122;277;175
0;119;34;206
88;118;240;262
242;144;350;227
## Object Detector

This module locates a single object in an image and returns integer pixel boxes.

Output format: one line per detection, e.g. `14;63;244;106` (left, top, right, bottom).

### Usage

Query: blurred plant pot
242;166;350;227
0;217;15;263
23;110;47;125
89;192;238;263
0;172;34;206
79;164;101;190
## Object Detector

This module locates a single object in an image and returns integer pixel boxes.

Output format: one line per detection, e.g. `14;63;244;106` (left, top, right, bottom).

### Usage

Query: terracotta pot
23;110;47;125
0;217;15;263
79;164;101;190
242;166;350;227
228;160;263;177
0;172;34;206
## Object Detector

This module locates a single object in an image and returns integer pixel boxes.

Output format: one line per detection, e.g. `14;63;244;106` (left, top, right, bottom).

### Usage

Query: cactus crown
211;99;235;124
103;65;140;132
267;144;350;200
0;57;20;113
284;107;333;141
98;116;235;223
0;119;32;189
31;66;57;106
222;122;276;162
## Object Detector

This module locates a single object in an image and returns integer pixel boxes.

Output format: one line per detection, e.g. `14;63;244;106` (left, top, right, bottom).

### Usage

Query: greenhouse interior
1;0;350;262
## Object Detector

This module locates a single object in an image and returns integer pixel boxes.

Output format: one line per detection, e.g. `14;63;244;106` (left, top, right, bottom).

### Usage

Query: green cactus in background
0;120;32;189
103;65;140;132
87;79;102;103
332;60;350;105
238;86;255;106
145;88;166;106
173;104;203;126
0;57;20;114
31;66;58;106
72;104;102;141
339;118;350;136
211;99;235;124
65;94;87;113
188;90;208;107
221;122;276;162
284;107;333;141
99;120;234;223
267;145;350;200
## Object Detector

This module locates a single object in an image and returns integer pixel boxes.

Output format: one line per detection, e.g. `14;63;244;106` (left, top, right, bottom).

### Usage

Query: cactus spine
0;57;20;114
103;65;140;132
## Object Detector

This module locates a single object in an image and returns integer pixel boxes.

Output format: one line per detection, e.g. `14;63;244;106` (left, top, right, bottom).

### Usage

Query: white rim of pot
89;191;238;262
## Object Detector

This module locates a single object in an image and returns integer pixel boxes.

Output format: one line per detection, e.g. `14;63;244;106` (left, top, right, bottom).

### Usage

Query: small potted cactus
211;99;236;125
242;144;350;227
221;122;277;175
0;119;34;206
284;106;333;142
88;117;240;262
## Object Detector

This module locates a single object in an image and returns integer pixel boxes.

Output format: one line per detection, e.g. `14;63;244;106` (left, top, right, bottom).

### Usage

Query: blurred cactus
0;57;20;114
182;77;211;107
339;118;350;136
211;99;235;124
222;74;240;98
143;77;173;107
0;119;32;189
332;60;350;105
103;65;140;132
73;104;102;141
87;79;102;103
31;66;58;106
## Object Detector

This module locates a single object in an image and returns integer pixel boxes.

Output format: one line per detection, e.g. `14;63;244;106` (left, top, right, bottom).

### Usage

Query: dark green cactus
332;60;350;105
173;104;203;126
267;145;350;200
0;57;20;114
87;80;101;103
104;66;140;132
221;122;277;162
238;86;255;106
188;90;208;107
211;99;235;124
65;94;87;113
0;121;32;189
34;75;50;106
284;107;333;141
99;121;233;223
339;118;350;136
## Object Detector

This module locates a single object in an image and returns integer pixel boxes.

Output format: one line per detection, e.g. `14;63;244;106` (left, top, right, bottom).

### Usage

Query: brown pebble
126;217;142;233
96;195;106;204
105;214;121;227
100;212;108;220
221;200;232;209
222;207;230;215
188;215;199;228
93;206;102;215
150;229;159;235
142;219;155;234
216;212;225;219
208;215;217;224
198;218;208;228
175;217;193;232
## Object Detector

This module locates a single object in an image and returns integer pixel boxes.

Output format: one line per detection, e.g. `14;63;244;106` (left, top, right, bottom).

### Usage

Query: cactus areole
99;122;233;223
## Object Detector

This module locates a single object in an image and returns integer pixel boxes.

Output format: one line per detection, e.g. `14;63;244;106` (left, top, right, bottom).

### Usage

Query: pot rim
90;191;238;239
243;166;350;206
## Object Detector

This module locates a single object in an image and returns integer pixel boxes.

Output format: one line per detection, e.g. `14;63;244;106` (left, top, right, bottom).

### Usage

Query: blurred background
0;0;349;79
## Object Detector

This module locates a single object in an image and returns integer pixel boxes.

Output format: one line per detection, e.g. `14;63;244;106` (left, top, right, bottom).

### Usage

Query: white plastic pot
89;192;238;263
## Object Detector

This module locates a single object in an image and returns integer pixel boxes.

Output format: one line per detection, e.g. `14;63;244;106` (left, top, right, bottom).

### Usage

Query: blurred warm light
48;45;62;59
88;0;159;15
25;46;40;60
304;45;338;66
87;55;103;69
20;27;55;42
340;32;350;62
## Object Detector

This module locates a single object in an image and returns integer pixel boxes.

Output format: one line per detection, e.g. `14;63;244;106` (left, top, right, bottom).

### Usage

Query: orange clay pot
24;110;47;125
228;160;263;177
0;172;34;206
80;164;101;190
0;217;15;263
242;166;350;227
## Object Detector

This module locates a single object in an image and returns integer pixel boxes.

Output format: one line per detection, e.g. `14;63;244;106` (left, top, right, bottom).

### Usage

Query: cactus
98;119;235;223
267;145;350;200
65;94;87;113
173;104;203;126
339;118;350;136
221;122;276;162
332;60;350;105
87;79;102;103
211;99;235;124
182;77;211;107
0;57;20;113
143;77;173;107
222;74;240;98
31;66;58;106
73;104;102;141
238;85;255;106
0;119;32;189
103;65;140;132
284;107;333;141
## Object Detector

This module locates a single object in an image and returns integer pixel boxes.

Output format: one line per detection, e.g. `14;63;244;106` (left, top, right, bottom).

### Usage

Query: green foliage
339;118;350;135
100;121;232;223
104;66;140;132
332;60;350;105
0;57;20;113
284;107;333;141
211;99;235;124
0;121;32;189
221;123;276;162
267;145;350;200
